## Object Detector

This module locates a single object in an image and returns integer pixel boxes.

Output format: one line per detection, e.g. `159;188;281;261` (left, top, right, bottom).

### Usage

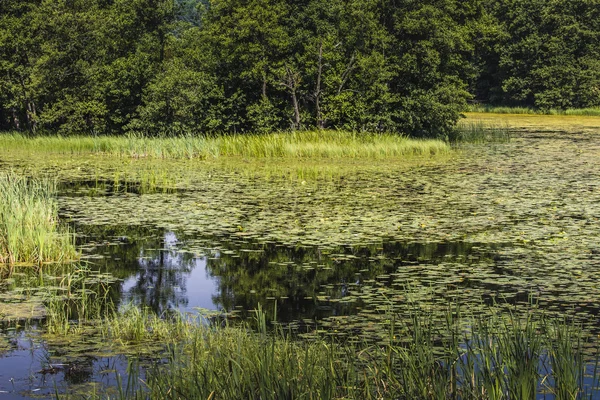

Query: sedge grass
0;130;449;160
0;171;78;265
133;307;600;399
44;297;600;399
39;272;600;399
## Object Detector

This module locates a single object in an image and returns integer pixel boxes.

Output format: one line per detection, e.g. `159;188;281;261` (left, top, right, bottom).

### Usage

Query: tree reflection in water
81;225;494;321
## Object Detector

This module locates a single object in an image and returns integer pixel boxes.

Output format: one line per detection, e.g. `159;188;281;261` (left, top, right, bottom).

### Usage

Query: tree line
1;0;598;138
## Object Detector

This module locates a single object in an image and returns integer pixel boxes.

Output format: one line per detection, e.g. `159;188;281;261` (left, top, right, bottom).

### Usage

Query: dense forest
1;0;599;137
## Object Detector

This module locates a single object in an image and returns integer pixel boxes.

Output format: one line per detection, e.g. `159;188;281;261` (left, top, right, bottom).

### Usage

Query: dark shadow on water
59;179;180;197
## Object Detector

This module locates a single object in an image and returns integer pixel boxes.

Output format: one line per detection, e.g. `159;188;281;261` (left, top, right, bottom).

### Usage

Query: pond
2;116;600;397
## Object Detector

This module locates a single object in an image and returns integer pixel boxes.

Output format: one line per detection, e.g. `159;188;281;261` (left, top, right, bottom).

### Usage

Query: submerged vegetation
0;171;77;265
0;131;450;160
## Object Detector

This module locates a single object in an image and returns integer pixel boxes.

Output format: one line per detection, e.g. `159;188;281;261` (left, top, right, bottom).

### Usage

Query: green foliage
1;0;597;135
476;0;600;109
0;0;482;138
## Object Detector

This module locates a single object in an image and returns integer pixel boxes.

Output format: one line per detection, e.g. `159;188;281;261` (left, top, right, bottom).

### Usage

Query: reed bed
46;288;600;399
467;104;600;117
0;131;449;160
0;171;77;265
118;308;599;399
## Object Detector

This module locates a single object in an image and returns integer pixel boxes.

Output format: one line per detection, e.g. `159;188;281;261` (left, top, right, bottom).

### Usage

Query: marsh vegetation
0;172;78;266
0;130;449;160
1;114;600;398
1;0;600;396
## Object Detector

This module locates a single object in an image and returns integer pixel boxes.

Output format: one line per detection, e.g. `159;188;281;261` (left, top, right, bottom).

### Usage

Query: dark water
76;226;507;320
0;331;131;399
1;226;596;398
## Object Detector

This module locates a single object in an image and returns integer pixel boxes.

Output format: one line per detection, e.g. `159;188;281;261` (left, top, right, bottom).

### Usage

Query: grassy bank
467;104;600;116
453;120;511;143
0;130;449;160
0;171;77;265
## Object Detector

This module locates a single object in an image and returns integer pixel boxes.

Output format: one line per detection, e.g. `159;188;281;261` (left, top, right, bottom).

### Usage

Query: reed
94;305;599;399
0;130;449;160
138;306;353;400
43;285;600;399
0;171;77;265
44;266;112;335
453;120;511;143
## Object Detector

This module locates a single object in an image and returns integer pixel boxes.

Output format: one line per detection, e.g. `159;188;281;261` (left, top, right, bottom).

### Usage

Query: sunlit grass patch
463;112;600;134
467;104;600;117
0;171;78;265
0;130;450;160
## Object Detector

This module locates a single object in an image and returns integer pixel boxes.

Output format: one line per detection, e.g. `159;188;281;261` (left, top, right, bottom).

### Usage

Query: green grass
0;130;449;159
0;171;78;265
453;120;511;143
46;292;600;399
123;307;600;399
467;104;600;116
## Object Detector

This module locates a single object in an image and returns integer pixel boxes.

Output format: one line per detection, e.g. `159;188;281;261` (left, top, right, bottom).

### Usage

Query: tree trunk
19;76;36;133
279;66;302;130
291;88;300;130
26;100;37;133
262;65;268;99
338;54;356;95
315;41;324;129
11;108;21;131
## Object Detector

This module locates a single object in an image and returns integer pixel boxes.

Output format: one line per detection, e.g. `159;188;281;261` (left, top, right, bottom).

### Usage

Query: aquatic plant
453;120;511;143
0;171;77;265
0;130;449;160
47;301;596;399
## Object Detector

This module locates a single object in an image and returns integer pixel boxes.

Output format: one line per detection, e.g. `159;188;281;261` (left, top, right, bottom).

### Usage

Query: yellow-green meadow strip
463;112;600;135
0;171;78;265
466;104;600;117
0;130;449;160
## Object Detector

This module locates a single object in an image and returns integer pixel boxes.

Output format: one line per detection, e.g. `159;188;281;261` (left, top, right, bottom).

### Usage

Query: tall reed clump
139;306;356;400
0;171;78;265
208;130;449;158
